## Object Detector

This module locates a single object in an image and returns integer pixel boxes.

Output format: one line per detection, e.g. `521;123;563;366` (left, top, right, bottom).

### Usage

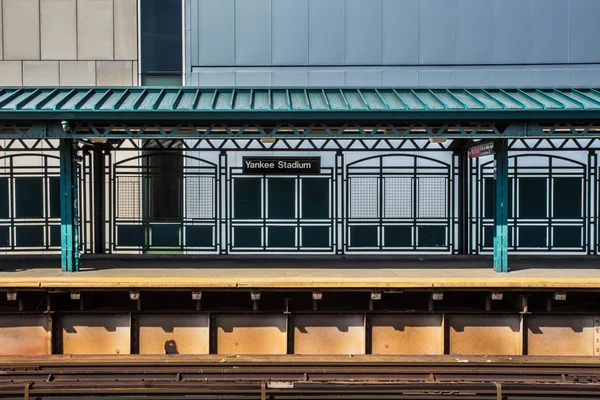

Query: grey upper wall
186;0;600;87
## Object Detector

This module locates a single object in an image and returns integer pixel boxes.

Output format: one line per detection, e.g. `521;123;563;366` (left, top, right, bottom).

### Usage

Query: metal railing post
60;139;80;272
493;139;509;272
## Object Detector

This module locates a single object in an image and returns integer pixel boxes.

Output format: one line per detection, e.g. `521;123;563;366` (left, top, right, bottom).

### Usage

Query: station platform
0;256;599;290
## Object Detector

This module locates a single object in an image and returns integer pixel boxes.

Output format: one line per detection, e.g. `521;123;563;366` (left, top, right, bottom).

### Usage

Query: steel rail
1;358;600;399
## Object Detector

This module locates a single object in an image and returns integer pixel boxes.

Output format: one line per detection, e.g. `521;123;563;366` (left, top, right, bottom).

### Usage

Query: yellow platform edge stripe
1;277;600;289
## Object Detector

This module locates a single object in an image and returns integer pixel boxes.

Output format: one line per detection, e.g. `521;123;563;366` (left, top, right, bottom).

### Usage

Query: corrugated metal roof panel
253;90;270;110
307;90;327;110
272;90;288;110
0;87;597;118
290;90;309;110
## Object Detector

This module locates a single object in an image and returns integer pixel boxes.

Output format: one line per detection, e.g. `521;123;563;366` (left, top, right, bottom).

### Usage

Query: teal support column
493;139;509;272
59;139;80;272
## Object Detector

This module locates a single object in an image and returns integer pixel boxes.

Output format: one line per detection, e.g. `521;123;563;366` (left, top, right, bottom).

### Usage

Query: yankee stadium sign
242;157;321;174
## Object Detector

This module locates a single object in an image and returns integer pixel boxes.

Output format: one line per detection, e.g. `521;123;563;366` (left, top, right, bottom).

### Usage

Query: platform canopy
0;87;599;140
0;87;599;120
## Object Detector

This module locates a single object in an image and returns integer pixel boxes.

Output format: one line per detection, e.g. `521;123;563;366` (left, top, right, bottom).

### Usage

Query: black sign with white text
242;157;321;175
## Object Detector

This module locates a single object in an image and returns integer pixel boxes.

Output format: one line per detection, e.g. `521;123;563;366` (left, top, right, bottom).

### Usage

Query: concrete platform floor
0;256;599;289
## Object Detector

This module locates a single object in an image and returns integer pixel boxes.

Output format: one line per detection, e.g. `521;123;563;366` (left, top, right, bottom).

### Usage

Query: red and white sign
468;142;495;159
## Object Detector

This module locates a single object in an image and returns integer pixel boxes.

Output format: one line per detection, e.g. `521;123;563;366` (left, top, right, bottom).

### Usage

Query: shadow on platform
0;255;599;273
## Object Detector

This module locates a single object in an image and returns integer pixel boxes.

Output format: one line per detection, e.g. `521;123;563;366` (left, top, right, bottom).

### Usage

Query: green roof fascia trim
0;87;598;121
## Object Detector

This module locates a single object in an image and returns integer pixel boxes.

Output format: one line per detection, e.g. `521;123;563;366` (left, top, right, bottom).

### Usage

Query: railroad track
0;356;600;399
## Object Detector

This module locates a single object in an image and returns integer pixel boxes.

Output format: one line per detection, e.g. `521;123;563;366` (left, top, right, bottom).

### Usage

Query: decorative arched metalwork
346;153;457;253
111;153;219;253
227;156;336;254
0;153;63;252
475;154;590;254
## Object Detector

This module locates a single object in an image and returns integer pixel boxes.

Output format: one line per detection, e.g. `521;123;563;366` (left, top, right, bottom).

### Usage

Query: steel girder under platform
0;272;600;358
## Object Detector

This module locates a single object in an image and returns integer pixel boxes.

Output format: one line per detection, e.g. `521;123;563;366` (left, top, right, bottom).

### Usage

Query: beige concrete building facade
0;0;138;86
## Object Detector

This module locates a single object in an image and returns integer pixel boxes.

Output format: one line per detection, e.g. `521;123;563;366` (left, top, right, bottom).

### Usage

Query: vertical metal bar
493;139;509;272
60;139;80;272
457;147;469;254
93;147;105;254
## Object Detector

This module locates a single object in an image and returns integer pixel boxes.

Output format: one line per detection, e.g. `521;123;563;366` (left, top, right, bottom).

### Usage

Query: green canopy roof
0;87;598;121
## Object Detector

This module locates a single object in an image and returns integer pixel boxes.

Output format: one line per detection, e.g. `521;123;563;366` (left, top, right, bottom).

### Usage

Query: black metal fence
1;138;599;256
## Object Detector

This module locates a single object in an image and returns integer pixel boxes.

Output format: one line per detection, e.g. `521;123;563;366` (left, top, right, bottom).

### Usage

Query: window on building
140;0;183;86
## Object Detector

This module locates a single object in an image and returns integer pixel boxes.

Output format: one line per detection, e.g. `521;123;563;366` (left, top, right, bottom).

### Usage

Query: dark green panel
234;178;261;219
418;225;446;247
302;178;329;219
234;226;262;248
186;225;213;248
50;225;60;247
553;226;582;248
117;225;145;247
384;225;412;247
49;177;60;218
268;178;295;219
16;225;44;247
350;225;378;248
518;226;547;248
0;178;8;219
483;225;494;247
268;226;295;248
553;178;582;219
148;152;183;221
518;178;546;219
302;226;330;248
483;178;494;219
15;177;43;218
150;224;180;247
0;226;8;247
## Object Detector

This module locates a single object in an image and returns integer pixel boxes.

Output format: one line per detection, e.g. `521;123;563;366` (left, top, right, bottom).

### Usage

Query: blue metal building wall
185;0;600;87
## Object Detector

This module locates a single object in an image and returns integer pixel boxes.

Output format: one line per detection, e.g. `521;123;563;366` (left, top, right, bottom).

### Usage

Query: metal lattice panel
185;176;214;220
383;177;412;219
115;176;141;220
350;177;378;219
417;177;447;219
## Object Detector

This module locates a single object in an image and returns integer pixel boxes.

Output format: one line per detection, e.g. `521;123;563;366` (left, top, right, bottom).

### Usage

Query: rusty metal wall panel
448;314;522;356
216;314;287;355
294;314;365;355
61;314;131;355
138;314;209;355
0;315;51;355
371;314;443;355
527;315;594;356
